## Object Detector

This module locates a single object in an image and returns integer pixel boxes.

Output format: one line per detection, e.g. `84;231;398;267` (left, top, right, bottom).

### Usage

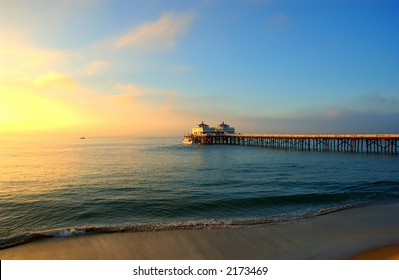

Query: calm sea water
1;136;399;248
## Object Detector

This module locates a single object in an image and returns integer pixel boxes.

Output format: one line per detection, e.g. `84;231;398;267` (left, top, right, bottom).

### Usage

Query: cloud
0;67;190;136
28;71;82;99
357;92;399;114
0;33;67;83
115;83;178;107
33;71;76;87
82;60;109;76
0;83;88;134
115;83;148;97
241;105;399;134
115;12;195;50
235;110;399;135
325;108;342;118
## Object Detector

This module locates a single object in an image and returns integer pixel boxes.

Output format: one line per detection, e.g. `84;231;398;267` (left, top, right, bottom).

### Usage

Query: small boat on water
80;137;86;139
183;134;193;144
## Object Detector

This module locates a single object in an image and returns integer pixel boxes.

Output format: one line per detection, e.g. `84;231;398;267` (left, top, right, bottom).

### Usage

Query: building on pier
191;121;215;135
184;122;398;153
216;121;235;134
184;121;236;145
191;121;235;135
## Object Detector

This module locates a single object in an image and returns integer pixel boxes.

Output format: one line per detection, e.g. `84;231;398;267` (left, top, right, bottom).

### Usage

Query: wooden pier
192;134;399;154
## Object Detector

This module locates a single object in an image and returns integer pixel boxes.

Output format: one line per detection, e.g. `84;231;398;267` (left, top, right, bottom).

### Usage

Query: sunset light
1;1;399;272
1;0;398;136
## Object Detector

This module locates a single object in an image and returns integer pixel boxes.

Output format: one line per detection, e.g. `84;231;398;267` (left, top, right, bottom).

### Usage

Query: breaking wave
0;203;362;250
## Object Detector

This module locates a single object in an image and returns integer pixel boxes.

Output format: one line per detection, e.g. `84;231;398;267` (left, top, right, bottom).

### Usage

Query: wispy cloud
115;12;195;50
115;83;148;97
238;108;399;134
325;108;342;118
82;60;109;76
357;91;399;114
0;31;67;83
33;71;76;87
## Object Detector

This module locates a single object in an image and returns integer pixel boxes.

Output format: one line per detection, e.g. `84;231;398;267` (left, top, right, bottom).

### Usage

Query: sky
1;0;398;137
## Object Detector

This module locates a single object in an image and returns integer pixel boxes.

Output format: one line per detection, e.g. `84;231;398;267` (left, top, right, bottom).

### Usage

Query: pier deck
192;134;399;154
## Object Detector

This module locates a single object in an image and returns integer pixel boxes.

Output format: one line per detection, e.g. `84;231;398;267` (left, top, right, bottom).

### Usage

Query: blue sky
1;0;398;136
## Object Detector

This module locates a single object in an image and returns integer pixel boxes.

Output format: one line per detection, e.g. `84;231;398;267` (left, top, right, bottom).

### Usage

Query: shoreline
1;203;399;260
0;204;358;251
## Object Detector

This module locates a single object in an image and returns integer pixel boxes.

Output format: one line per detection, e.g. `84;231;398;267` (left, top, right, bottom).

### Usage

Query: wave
366;180;399;187
181;191;399;213
0;204;361;251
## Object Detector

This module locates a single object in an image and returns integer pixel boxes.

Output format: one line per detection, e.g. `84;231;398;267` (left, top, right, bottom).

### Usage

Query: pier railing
191;134;399;154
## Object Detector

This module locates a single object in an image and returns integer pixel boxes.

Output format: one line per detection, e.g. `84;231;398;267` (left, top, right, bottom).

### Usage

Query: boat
80;137;86;139
183;134;193;144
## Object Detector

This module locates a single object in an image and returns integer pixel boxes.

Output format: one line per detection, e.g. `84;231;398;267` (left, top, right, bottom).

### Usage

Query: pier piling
191;134;399;154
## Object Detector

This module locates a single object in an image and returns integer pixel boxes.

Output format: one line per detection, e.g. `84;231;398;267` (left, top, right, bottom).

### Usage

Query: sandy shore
1;203;399;260
351;244;399;260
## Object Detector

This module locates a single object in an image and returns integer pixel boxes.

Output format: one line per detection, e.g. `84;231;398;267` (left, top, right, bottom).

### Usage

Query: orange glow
0;77;188;137
0;32;190;137
0;85;86;135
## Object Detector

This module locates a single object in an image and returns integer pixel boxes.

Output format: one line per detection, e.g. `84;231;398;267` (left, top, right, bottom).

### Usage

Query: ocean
1;136;399;249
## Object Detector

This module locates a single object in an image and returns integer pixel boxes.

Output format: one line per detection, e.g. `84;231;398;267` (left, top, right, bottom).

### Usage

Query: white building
192;121;216;135
215;121;235;134
191;121;235;135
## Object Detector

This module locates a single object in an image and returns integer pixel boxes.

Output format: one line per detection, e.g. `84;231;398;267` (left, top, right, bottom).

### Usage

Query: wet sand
352;244;399;260
1;203;399;260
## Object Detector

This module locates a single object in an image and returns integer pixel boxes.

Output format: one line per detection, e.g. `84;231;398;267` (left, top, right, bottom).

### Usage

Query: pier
192;134;399;154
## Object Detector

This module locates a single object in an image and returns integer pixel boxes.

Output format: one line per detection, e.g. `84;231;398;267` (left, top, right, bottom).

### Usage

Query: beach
1;203;399;260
